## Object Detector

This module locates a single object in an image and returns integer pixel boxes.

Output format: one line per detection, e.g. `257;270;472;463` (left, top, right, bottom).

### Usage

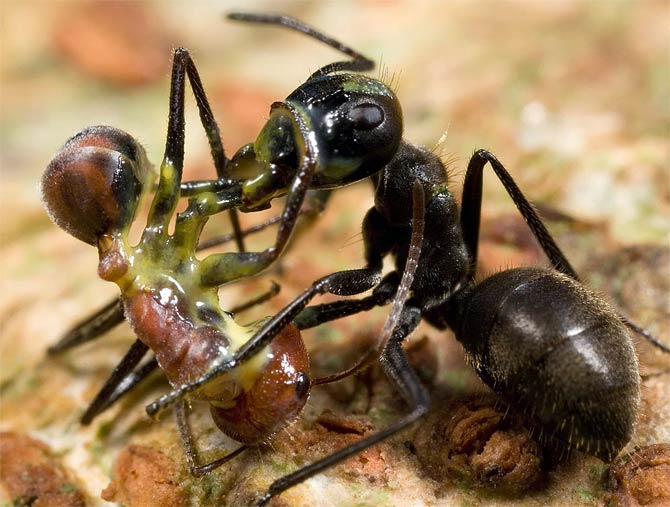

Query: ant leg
175;401;248;477
175;45;246;252
229;282;281;315
294;272;400;330
461;149;668;352
142;49;189;241
179;179;235;196
80;339;150;424
141;47;244;251
196;198;324;251
47;298;124;354
240;267;381;351
197;215;282;251
256;306;428;507
145;267;382;418
619;316;669;353
461;149;578;280
82;356;159;425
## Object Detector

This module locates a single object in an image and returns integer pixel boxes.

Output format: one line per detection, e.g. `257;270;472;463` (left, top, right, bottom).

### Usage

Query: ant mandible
116;13;668;507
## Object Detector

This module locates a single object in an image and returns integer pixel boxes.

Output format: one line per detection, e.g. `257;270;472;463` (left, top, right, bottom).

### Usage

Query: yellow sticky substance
95;158;271;403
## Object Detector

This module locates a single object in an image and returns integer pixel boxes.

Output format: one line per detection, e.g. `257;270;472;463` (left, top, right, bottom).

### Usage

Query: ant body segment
41;12;667;507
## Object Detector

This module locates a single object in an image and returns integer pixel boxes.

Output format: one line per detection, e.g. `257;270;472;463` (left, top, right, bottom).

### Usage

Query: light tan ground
1;2;669;507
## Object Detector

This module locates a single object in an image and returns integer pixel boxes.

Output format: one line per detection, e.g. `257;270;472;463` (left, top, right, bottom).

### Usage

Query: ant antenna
227;12;374;79
315;179;425;385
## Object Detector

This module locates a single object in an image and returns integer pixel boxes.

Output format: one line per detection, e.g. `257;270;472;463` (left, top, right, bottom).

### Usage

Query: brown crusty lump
606;443;670;507
0;432;86;507
413;398;544;494
101;444;187;507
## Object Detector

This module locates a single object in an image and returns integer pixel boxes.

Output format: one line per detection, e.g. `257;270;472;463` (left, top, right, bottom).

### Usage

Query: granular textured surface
1;3;668;507
605;444;670;507
0;432;87;507
100;445;187;507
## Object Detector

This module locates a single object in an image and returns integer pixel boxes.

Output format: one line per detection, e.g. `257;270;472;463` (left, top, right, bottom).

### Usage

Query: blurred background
1;2;668;506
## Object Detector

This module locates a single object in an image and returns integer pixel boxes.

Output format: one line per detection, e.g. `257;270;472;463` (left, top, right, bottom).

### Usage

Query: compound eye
348;103;384;130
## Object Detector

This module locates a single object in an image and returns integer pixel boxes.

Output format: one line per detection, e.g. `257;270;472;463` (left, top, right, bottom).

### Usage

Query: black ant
41;12;667;507
121;13;665;507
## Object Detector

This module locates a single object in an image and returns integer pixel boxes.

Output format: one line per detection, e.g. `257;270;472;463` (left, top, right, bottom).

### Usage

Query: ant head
287;73;403;187
41;126;153;245
234;74;402;210
209;323;311;443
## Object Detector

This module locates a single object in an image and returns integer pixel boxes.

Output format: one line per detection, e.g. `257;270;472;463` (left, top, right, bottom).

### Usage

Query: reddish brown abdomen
123;290;230;390
210;323;311;443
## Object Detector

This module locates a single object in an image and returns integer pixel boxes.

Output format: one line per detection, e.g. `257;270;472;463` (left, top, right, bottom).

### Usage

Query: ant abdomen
41;126;153;245
123;285;312;444
447;267;640;461
210;323;311;443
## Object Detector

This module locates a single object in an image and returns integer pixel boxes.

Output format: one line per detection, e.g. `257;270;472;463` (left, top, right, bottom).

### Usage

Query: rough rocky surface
1;3;668;507
0;432;87;507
